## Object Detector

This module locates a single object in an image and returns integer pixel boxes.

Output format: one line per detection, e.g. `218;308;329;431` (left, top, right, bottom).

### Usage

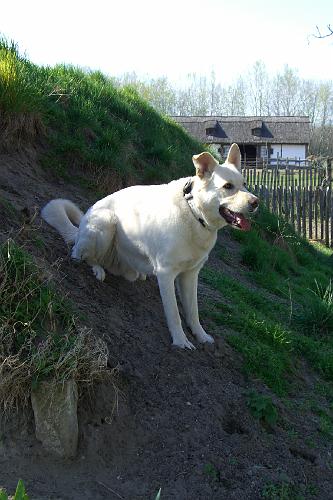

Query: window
252;127;262;137
206;127;216;136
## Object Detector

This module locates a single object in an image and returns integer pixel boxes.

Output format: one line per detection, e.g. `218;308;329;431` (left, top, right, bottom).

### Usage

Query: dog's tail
41;199;84;244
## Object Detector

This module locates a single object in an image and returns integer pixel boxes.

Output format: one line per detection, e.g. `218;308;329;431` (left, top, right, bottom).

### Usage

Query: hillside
1;40;333;500
0;38;201;190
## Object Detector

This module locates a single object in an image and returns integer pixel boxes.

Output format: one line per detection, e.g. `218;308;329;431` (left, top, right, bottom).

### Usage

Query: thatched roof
172;116;310;145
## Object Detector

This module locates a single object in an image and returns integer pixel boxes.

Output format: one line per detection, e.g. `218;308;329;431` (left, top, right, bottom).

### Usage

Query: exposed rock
31;379;78;458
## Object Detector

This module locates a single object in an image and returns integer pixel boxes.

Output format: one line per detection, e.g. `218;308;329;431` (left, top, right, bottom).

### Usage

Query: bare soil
0;152;332;500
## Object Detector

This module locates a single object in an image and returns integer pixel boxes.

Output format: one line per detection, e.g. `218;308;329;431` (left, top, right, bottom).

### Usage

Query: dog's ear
226;143;241;172
192;152;219;179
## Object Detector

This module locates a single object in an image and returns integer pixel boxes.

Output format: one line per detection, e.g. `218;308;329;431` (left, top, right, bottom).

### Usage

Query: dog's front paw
92;265;105;282
172;337;196;350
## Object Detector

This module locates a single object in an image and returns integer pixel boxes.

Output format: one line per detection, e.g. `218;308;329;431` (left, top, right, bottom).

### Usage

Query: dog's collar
183;179;207;229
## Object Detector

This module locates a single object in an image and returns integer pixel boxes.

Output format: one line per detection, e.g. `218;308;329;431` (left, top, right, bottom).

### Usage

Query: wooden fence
242;157;311;169
242;159;333;247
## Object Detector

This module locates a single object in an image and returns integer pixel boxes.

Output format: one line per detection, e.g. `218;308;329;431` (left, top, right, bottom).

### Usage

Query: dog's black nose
249;197;259;210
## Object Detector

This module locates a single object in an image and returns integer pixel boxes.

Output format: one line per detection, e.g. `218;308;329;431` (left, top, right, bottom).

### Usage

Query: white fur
41;199;83;244
41;144;258;349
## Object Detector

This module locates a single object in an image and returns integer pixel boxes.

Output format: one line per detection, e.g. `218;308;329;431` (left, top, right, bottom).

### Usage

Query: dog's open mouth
219;207;251;231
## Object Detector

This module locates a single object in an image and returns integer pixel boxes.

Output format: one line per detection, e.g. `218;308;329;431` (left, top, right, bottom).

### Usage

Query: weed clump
293;280;333;337
0;239;112;412
247;391;278;427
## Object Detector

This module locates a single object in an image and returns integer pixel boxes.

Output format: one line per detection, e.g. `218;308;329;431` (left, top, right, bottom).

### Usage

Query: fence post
251;159;331;248
284;186;288;223
326;158;332;186
302;187;307;239
308;186;313;240
272;186;277;214
296;186;301;235
330;188;333;248
325;187;330;247
265;185;270;211
314;188;318;240
290;186;295;230
320;189;324;241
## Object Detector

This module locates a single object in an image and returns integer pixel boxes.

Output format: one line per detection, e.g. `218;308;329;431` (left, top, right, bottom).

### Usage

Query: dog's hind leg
177;266;214;344
92;265;106;282
72;208;116;282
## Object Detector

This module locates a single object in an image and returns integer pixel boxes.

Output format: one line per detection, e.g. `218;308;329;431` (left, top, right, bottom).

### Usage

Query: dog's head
191;143;259;231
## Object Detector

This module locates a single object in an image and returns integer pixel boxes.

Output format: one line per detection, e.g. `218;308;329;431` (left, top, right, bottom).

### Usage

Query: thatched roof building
172;116;310;162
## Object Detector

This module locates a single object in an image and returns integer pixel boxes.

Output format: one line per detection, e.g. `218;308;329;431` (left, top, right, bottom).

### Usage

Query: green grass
261;481;316;500
0;480;29;500
0;239;109;411
0;37;202;190
293;279;333;337
203;206;333;395
203;463;221;482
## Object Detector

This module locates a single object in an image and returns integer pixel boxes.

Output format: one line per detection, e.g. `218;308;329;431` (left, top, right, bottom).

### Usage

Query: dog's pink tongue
237;214;251;231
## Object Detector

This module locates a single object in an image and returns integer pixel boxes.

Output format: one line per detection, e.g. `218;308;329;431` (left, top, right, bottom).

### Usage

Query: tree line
114;62;333;156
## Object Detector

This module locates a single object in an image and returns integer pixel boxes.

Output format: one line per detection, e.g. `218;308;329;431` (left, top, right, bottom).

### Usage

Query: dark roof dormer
251;127;262;137
251;120;263;137
205;120;227;138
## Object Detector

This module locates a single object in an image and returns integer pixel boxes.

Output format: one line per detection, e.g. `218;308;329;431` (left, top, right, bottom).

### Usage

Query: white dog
42;143;258;349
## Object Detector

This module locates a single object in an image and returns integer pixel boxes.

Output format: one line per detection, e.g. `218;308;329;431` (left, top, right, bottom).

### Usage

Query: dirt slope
1;152;332;500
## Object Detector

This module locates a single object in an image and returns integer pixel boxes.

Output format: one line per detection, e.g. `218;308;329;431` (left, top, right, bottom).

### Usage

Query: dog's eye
243;182;247;187
223;183;234;190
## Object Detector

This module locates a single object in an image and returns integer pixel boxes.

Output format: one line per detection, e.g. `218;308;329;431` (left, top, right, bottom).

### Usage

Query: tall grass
0;38;45;149
293;280;333;337
0;38;43;113
0;239;111;412
0;37;201;188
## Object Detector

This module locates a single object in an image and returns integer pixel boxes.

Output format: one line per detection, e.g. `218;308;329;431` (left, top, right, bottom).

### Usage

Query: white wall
270;144;306;160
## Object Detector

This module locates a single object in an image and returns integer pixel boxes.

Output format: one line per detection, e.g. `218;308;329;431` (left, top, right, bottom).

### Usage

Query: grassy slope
203;209;333;397
201;213;333;467
0;38;201;189
1;38;333;436
0;37;201;410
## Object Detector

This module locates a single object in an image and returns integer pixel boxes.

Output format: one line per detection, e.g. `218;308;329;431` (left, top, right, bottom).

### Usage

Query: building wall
270;144;307;160
211;142;308;163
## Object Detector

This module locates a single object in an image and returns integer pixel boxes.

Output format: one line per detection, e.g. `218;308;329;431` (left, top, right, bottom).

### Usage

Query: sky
1;0;333;85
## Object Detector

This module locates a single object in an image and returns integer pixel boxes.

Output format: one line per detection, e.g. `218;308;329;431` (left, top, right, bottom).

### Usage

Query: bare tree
248;61;270;115
115;61;333;155
314;24;333;38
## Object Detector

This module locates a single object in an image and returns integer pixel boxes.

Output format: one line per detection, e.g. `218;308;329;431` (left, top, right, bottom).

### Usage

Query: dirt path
1;153;332;499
